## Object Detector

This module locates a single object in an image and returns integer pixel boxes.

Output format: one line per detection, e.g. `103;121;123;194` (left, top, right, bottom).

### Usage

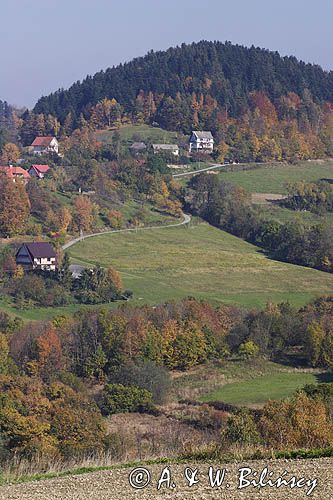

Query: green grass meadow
201;370;333;406
96;124;187;146
68;221;333;309
217;160;333;194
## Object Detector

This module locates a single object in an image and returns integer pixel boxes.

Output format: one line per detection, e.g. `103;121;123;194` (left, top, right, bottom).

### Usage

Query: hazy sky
1;0;333;108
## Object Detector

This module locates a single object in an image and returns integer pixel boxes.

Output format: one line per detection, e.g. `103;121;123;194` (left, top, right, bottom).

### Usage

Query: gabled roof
19;242;56;259
152;144;179;150
130;142;146;150
0;166;30;178
30;164;50;174
192;131;214;140
31;136;56;147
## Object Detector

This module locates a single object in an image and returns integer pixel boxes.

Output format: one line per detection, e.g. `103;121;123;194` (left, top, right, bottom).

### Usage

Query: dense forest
34;41;333;121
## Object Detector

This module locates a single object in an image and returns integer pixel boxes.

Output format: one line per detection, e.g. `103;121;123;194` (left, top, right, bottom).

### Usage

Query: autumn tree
73;195;93;232
1;143;20;164
107;209;123;229
0;175;31;236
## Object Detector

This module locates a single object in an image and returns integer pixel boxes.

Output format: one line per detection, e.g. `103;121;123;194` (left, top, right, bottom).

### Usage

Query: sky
1;0;333;108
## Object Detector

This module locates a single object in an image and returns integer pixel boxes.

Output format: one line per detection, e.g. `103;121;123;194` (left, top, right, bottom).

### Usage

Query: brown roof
31;136;55;147
21;242;56;259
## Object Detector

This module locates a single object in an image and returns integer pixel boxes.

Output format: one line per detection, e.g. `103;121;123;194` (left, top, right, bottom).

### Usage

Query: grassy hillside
172;358;333;405
96;124;187;146
217;160;333;194
201;371;333;406
68;221;333;308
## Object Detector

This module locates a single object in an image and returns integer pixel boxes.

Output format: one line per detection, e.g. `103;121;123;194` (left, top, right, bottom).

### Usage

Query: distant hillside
34;40;333;124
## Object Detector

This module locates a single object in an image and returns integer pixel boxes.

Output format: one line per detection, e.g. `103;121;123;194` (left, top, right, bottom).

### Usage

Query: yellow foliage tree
1;143;20;164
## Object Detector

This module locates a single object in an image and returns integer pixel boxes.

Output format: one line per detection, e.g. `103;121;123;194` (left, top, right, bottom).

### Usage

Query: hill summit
34;40;333;124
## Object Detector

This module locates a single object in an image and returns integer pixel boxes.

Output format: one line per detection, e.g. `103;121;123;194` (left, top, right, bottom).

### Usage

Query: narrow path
62;213;191;251
172;163;227;178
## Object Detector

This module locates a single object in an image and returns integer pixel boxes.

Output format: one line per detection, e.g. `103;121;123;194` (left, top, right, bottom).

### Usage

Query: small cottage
152;144;179;156
28;164;50;179
130;142;147;153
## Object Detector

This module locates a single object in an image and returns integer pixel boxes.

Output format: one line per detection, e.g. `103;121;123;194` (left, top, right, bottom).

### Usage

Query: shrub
238;340;259;359
100;383;154;415
221;409;261;446
259;393;333;449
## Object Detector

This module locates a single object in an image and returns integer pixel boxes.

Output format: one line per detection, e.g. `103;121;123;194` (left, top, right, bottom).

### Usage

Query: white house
189;131;214;153
16;242;57;271
31;136;59;156
152;144;179;156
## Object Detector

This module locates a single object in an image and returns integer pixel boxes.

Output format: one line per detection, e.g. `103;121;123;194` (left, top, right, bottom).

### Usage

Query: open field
201;370;333;406
258;203;333;225
172;358;333;404
68;221;333;308
96;124;187;146
217;160;333;194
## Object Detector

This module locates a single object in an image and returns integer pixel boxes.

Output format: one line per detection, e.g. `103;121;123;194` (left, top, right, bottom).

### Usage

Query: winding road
172;162;227;177
62;213;191;251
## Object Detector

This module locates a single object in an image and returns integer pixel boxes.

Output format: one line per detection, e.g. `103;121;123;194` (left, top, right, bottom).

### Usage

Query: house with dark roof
16;242;57;271
28;164;50;179
31;136;59;156
0;166;30;184
189;131;214;153
152;144;179;156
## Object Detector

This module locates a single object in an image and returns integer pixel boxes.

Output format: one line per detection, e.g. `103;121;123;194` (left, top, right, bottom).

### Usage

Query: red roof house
31;136;59;155
0;166;30;183
28;164;50;179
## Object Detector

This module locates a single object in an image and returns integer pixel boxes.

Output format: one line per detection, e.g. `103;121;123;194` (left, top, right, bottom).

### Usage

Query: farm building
130;142;147;153
189;131;214;153
16;242;57;271
31;136;59;156
152;144;179;156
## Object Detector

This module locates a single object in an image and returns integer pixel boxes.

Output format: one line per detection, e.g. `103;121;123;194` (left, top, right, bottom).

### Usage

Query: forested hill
34;40;333;124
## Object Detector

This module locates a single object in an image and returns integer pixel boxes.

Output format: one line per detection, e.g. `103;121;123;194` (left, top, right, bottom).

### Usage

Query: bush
100;383;154;415
259;393;333;449
221;409;261;446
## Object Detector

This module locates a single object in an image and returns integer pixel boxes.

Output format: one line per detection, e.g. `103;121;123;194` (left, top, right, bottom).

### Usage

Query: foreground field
217;160;333;194
0;459;331;499
68;221;333;308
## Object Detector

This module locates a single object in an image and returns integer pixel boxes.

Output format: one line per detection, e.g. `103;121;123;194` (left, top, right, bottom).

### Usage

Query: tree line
187;174;333;272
